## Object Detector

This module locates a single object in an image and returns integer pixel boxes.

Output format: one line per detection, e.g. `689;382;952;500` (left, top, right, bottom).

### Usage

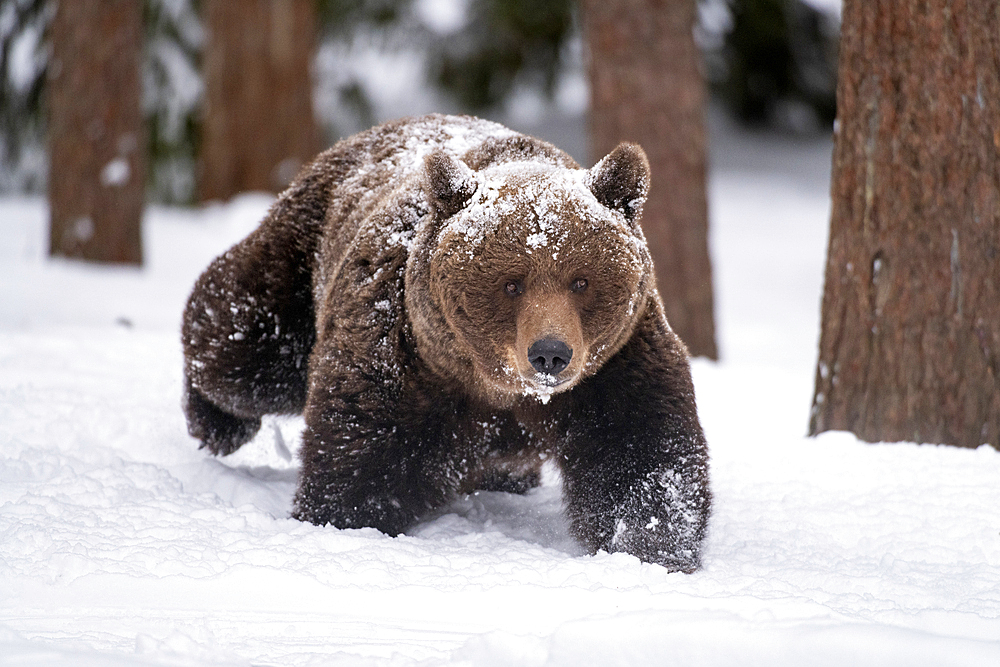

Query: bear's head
407;138;654;407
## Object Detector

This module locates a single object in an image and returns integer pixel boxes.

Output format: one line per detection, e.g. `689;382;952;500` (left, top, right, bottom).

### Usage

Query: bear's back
319;114;518;224
304;115;520;273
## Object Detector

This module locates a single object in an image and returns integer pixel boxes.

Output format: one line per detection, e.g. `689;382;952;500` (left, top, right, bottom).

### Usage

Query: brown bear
182;114;711;572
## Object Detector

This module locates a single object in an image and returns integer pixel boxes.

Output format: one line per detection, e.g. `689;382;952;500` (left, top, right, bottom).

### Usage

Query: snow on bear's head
411;141;654;407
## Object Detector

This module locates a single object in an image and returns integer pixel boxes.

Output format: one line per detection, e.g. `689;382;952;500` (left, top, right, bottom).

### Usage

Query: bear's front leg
560;306;711;572
291;345;471;536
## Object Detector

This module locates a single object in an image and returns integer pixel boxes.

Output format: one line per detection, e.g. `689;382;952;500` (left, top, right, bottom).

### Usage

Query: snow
414;0;470;36
802;0;843;17
3;121;1000;666
100;159;131;188
446;159;640;266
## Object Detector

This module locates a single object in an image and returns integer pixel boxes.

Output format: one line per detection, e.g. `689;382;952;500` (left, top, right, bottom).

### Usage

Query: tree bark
48;0;145;265
581;0;717;359
198;0;320;202
810;0;1000;449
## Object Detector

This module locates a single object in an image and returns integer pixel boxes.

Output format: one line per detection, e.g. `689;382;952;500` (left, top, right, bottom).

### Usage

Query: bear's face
413;143;653;406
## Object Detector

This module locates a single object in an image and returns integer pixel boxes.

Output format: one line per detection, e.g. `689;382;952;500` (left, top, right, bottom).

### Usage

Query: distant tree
427;0;574;110
144;0;204;203
48;0;145;264
198;0;320;201
581;0;717;359
717;0;838;129
0;0;47;189
810;0;1000;449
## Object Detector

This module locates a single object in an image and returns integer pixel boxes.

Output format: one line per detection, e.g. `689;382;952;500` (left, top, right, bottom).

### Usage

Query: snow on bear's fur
181;114;711;571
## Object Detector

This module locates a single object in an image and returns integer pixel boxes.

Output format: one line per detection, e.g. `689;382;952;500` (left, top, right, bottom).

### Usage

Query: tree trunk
198;0;320;202
810;0;1000;449
581;0;717;359
48;0;145;265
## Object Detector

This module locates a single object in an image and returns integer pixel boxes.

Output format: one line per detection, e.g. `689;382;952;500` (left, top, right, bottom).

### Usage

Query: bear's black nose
528;338;573;375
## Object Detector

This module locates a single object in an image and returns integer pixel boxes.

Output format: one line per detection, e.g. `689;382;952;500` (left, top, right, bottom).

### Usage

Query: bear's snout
527;338;573;376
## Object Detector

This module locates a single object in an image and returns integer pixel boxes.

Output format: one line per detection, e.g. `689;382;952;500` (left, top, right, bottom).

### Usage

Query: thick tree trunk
198;0;320;202
48;0;145;265
581;0;717;359
810;0;1000;449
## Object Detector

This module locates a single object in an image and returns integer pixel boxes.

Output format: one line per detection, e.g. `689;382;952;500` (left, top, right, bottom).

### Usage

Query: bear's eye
570;278;589;293
504;280;524;297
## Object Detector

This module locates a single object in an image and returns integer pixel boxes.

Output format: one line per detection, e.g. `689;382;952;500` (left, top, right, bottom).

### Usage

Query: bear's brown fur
182;114;711;571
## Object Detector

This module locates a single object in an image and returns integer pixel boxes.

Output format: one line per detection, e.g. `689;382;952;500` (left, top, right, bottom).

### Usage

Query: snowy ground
2;118;1000;666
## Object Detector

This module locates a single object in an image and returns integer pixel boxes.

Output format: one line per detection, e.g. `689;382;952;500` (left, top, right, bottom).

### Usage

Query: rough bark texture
581;0;717;359
810;0;1000;449
198;0;320;202
48;0;145;265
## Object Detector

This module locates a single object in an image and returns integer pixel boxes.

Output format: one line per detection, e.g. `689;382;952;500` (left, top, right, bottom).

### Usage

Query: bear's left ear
425;149;477;218
587;142;650;225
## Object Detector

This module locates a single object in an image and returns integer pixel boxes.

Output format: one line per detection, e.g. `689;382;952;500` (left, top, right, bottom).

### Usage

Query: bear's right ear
424;149;477;218
587;142;650;225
